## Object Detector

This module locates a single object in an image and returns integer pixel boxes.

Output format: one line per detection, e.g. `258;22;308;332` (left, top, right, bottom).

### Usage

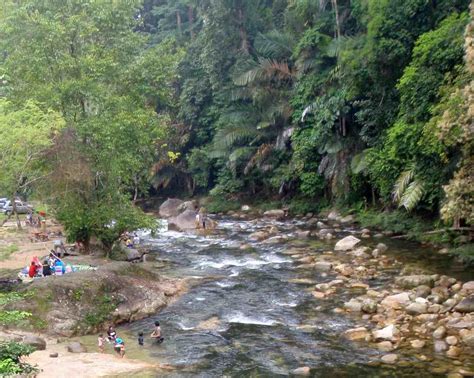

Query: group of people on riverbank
99;322;163;358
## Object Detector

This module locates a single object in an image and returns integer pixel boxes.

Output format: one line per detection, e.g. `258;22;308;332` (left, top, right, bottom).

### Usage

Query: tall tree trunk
237;5;249;53
188;6;194;39
12;196;21;229
176;10;182;34
331;0;341;40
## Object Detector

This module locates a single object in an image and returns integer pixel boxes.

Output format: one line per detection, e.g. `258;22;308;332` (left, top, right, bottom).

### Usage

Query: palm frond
212;125;258;151
392;168;415;203
351;150;370;174
234;58;295;86
399;180;424;211
228;147;255;174
254;30;294;59
244;144;273;174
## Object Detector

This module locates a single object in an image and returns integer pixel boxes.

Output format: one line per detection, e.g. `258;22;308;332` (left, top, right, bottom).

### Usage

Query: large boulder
178;200;198;213
22;335;46;351
395;275;434;289
125;248;142;262
67;342;87;353
263;209;285;219
455;295;474;313
334;236;361;251
168;209;198;231
159;198;184;218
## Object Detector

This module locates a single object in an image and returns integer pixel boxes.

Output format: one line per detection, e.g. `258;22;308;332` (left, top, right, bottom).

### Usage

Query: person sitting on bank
53;239;66;258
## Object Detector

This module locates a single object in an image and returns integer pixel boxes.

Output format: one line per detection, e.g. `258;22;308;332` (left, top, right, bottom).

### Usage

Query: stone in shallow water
381;292;411;309
381;354;398;364
292;367;310;376
461;281;474;292
415;285;432;298
377;341;393;352
344;327;369;341
395;275;434;289
406;302;428;315
433;326;447;339
314;261;332;271
459;329;474;347
67;342;87;353
373;325;398;341
410;340;426;349
434;340;448;353
334;235;361;251
446;346;462;358
344;299;362;312
446;336;458;345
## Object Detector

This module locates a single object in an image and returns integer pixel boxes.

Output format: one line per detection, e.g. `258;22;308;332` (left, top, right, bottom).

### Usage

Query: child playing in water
114;338;125;358
98;334;105;353
138;332;144;346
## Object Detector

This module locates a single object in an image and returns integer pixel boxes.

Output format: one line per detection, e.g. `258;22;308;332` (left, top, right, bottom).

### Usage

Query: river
105;216;472;377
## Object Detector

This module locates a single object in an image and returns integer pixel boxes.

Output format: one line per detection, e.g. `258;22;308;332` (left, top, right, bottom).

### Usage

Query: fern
399;180;424;211
392;168;415;203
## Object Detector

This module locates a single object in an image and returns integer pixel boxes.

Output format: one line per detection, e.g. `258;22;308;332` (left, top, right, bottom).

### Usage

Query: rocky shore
4;261;187;337
216;206;474;376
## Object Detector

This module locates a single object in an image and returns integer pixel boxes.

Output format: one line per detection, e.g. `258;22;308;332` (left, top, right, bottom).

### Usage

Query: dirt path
0;219;63;270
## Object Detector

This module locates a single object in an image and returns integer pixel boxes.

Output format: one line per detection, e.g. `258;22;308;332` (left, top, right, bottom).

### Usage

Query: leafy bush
206;197;241;213
0;342;37;376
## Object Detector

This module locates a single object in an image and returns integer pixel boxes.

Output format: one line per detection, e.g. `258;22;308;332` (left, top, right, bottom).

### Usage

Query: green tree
0;100;64;227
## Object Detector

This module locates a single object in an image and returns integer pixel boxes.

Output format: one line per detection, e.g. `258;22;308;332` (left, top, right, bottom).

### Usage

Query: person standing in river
150;321;164;344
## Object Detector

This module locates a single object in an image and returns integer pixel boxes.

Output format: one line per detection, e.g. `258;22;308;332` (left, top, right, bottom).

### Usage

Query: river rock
462;281;474;292
49;352;59;358
296;230;311;239
327;211;340;221
406;302;428;315
159;198;184;218
344;299;362;312
377;341;394;352
362;299;378;314
334;236;361;251
373;325;398;341
376;243;388;252
411;340;426;349
344;327;369;341
249;231;269;241
168;209;198;231
317;221;326;228
446;336;458;346
395;275;434;289
22;335;46;351
241;205;251;212
67;342;87;353
178;200;198;213
263;209;285;219
381;354;398;364
292;367;310;376
340;215;354;224
381;292;411;309
416;285;432;298
459;329;474;347
454;295;474;313
125;248;142;261
447;346;462;358
433;326;447;339
314;261;333;271
434;340;448;353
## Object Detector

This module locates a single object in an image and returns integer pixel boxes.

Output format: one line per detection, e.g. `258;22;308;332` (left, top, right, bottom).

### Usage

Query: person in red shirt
28;261;39;278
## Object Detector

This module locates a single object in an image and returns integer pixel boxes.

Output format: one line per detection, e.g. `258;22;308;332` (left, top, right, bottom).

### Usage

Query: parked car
0;198;8;209
1;200;33;214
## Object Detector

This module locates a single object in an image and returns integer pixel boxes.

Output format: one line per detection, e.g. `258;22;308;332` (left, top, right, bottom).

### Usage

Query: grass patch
84;294;118;328
0;244;19;261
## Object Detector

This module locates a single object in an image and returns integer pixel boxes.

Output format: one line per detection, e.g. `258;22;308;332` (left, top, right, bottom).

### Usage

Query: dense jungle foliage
0;0;473;247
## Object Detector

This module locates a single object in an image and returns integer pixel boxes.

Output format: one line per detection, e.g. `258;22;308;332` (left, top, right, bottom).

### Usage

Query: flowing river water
91;216;472;377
